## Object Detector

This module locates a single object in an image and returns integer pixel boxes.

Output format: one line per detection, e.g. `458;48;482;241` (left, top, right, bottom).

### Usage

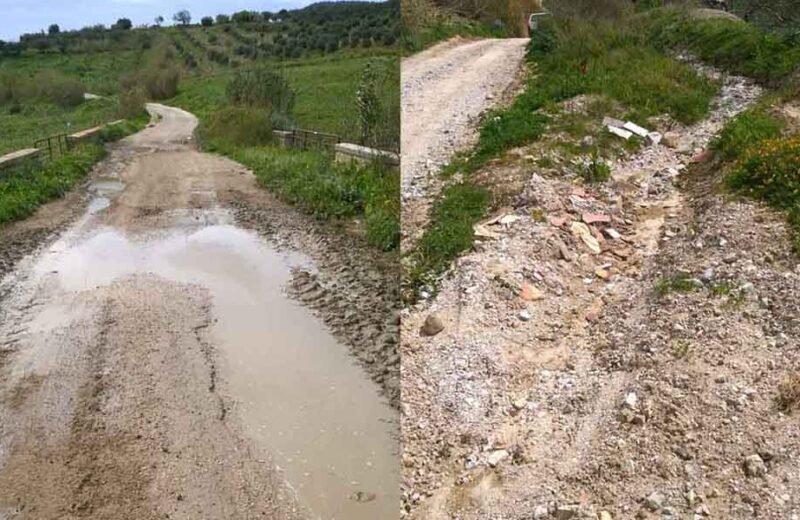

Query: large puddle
33;212;399;519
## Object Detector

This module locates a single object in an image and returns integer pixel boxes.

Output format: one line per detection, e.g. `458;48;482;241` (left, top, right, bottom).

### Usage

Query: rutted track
0;104;399;519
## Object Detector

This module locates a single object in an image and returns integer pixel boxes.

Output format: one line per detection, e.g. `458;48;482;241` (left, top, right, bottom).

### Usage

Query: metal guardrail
285;129;342;153
33;133;71;160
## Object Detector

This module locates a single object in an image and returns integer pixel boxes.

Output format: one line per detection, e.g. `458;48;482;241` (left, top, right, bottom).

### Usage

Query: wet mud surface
0;104;399;520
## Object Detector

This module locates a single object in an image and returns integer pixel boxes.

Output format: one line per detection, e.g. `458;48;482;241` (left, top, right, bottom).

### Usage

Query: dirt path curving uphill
0;104;399;520
401;37;529;251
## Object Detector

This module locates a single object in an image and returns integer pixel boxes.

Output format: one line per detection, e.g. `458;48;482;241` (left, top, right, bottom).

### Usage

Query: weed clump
407;183;490;298
201;106;273;150
727;136;800;248
712;107;784;161
226;66;296;126
121;44;181;100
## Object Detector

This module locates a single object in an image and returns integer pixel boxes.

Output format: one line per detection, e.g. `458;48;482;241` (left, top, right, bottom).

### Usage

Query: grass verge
711;106;785;161
456;15;718;174
0;112;147;226
405;183;489;299
727;135;800;251
0;144;105;225
211;140;399;251
645;8;800;85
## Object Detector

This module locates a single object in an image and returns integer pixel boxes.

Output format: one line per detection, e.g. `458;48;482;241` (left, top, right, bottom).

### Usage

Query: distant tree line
0;1;400;59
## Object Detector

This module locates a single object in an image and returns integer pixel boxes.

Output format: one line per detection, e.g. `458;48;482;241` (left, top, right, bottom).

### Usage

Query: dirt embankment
401;37;529;251
402;57;800;519
0;103;398;519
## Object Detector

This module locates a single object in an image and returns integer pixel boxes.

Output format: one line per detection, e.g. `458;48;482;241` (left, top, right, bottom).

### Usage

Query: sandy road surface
401;37;529;250
0;104;399;519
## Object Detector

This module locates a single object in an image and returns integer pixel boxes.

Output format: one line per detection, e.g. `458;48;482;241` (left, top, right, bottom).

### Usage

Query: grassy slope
0;50;147;155
169;49;399;140
0;112;148;226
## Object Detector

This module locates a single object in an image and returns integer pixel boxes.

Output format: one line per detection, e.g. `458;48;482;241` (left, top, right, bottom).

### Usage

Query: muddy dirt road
0;104;399;520
401;37;529;250
402;60;800;518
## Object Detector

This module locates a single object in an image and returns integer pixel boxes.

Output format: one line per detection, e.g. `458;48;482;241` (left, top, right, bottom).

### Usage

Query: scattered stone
595;267;610;280
599;511;614;520
624;392;639;408
603;116;625;128
555;504;581;520
582;213;612;225
421;314;445;336
571;221;601;254
647;131;663;145
519;309;533;322
662;131;680;148
349;490;377;502
487;449;509;467
743;454;767;477
520;283;545;301
645;491;665;511
608;125;633;140
604;228;622;240
623;121;650;138
723;253;737;264
532;504;549;519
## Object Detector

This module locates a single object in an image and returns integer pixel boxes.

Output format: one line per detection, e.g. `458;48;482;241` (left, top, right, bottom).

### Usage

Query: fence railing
33;133;72;160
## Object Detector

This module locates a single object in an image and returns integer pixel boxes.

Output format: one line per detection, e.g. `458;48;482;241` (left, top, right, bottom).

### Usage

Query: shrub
201;16;214;27
728;136;800;247
120;44;181;100
712;107;784;161
226;67;295;119
200;106;273;149
117;86;147;119
32;70;84;108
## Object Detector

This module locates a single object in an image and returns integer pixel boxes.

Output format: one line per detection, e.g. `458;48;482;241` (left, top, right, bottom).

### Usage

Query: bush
32;70;85;108
200;106;273;149
226;67;295;120
712;107;784;161
201;16;214;27
117;86;147;119
728;136;800;247
120;44;181;100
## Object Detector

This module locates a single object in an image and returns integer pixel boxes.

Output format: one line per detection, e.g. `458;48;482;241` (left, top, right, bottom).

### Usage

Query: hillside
0;1;400;154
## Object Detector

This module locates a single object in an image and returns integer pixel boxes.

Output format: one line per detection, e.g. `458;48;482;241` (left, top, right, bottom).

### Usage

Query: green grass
458;17;718;173
727;135;800;251
0;97;119;156
0;49;147;95
654;273;703;296
402;18;504;54
0;144;105;225
169;50;400;148
711;106;785;161
645;8;800;85
0;112;147;226
405;184;490;299
227;145;399;251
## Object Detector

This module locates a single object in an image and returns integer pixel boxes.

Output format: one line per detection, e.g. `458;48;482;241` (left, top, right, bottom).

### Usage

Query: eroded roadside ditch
0;104;399;520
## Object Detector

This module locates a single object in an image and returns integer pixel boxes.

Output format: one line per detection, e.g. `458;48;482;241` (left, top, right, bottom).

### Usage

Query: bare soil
402;58;800;519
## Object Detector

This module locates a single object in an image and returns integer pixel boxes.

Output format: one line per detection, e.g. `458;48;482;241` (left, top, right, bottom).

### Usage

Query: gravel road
0;104;399;520
401;37;529;250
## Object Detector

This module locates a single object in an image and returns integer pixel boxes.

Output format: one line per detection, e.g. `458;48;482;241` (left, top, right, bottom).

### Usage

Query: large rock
420;313;445;336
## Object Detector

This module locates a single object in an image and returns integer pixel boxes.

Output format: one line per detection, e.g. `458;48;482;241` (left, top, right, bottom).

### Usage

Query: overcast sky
0;0;333;41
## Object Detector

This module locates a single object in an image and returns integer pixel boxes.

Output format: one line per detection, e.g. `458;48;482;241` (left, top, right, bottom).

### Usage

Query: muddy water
33;210;399;520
